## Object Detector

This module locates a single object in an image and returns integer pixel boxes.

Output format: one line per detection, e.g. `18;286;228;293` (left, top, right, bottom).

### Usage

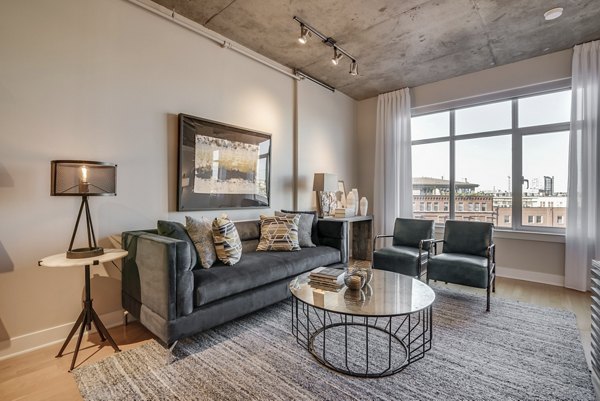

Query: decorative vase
359;197;368;216
351;188;359;212
346;191;356;216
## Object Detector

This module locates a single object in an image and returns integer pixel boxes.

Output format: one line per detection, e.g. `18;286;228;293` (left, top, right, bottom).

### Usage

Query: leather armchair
372;218;435;277
427;220;496;311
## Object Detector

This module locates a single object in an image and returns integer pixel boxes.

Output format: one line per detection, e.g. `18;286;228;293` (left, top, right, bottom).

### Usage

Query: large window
411;89;571;232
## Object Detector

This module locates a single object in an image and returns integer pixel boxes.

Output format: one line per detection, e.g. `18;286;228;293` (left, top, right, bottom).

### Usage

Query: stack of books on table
309;266;345;291
334;208;355;218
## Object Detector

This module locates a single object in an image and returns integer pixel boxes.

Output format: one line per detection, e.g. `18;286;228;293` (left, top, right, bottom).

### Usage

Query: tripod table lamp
51;160;116;259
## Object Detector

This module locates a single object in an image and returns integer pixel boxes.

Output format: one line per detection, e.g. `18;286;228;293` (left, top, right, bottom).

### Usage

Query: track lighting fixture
293;16;359;77
298;24;310;44
349;60;358;76
332;48;343;65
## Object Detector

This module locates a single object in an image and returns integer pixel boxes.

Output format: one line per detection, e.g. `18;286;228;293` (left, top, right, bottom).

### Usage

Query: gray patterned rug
73;288;594;400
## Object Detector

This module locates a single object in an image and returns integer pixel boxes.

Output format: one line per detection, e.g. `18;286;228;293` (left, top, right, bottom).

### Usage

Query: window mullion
511;99;523;230
449;110;456;220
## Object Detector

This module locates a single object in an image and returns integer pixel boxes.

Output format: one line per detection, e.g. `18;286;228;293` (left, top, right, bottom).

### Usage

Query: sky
411;90;571;193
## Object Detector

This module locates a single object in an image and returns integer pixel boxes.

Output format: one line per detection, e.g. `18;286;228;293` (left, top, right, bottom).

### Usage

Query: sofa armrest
316;219;348;264
122;230;194;321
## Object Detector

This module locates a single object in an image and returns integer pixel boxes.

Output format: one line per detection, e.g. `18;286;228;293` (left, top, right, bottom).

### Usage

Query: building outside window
411;89;570;232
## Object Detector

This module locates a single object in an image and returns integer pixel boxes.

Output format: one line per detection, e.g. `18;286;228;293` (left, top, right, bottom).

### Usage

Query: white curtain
565;40;600;291
374;88;413;237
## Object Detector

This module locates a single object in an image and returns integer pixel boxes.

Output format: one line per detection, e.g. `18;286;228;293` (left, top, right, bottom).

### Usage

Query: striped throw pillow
212;216;242;265
257;215;301;252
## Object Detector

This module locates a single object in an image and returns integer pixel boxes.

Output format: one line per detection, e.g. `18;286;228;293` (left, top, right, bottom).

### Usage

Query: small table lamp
313;173;338;218
51;160;117;259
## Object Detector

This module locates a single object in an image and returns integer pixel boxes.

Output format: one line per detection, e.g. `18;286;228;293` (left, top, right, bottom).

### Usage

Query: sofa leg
492;275;496;293
486;285;491;312
165;340;179;365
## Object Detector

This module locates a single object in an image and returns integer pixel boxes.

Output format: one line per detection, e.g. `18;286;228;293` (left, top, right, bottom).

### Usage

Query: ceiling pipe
125;0;300;81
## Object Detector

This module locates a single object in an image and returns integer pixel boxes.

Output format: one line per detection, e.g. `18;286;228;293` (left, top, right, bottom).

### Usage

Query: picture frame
177;113;271;211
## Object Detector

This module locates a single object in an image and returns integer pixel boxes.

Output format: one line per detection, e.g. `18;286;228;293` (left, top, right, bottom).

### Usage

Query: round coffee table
289;269;435;377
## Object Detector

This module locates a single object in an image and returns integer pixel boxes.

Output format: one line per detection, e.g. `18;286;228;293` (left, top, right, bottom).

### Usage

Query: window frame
411;86;570;234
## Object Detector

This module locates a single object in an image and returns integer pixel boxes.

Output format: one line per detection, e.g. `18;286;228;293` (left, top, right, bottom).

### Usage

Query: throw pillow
275;211;316;248
185;216;217;269
281;209;319;245
157;220;197;268
212;215;243;265
257;215;301;252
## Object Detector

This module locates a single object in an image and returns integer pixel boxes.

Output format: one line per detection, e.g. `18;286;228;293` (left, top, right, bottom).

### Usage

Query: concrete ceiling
151;0;600;100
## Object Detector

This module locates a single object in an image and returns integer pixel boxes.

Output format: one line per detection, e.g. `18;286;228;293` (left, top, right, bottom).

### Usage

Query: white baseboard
496;265;565;287
0;309;125;361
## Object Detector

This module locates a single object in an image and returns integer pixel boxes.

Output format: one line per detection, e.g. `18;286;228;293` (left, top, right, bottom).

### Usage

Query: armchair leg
492;275;496;293
486;285;491;312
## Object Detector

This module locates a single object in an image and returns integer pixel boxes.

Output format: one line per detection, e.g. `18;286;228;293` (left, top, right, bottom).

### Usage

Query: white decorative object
351;188;359;212
360;197;368;216
346;191;356;217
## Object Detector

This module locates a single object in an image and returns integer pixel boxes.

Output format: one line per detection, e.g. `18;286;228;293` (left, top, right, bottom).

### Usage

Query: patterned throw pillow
185;216;217;269
212;215;243;265
257;215;301;252
275;211;316;248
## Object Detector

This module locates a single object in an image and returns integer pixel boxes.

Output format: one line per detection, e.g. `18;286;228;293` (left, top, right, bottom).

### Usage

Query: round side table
39;248;128;371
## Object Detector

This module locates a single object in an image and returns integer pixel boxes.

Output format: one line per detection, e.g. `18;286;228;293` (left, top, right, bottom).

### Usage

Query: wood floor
0;277;592;401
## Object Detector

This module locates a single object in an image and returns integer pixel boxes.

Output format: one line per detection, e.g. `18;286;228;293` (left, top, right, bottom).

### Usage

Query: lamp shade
51;160;116;196
313;173;338;192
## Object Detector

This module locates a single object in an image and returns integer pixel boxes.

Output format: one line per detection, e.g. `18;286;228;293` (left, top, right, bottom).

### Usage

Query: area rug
73;288;594;400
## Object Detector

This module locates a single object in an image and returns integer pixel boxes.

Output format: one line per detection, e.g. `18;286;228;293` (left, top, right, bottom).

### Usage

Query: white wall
297;80;357;210
0;0;356;358
356;50;573;284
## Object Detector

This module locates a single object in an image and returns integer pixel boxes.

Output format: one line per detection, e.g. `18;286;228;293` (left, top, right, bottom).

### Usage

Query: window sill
434;225;565;243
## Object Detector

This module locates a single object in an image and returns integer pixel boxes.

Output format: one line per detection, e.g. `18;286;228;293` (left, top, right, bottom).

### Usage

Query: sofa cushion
157;220;197;269
275;211;316;248
257;215;301;251
193;246;341;307
281;209;319;246
185;216;217;269
428;253;489;288
373;246;420;276
212;216;242;265
234;220;261;253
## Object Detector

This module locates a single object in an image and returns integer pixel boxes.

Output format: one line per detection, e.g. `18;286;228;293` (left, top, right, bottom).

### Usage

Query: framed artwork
177;113;271;211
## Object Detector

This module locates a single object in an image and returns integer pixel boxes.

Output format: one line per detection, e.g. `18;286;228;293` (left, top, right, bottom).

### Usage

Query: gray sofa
121;218;346;346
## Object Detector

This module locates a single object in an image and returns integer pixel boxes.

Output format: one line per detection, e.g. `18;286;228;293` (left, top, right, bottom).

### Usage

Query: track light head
349;60;358;76
332;48;344;65
298;25;311;44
